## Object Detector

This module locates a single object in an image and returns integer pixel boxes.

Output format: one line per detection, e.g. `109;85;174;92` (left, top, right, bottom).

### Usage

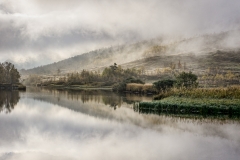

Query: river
0;88;239;160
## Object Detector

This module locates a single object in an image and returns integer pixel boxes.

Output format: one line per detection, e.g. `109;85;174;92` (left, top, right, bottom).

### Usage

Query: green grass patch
137;97;240;119
160;97;240;107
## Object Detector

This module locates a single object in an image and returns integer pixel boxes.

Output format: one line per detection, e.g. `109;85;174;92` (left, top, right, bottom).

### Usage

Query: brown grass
154;85;240;100
126;83;157;93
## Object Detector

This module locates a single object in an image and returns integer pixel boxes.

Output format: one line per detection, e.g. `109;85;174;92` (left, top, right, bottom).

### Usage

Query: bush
125;83;157;93
175;71;198;88
112;77;145;92
153;79;176;91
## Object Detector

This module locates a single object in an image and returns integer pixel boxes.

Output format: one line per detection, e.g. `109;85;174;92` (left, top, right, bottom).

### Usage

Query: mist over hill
20;30;240;76
2;0;240;70
20;40;155;75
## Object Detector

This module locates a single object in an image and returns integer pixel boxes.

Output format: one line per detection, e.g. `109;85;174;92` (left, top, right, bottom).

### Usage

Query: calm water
0;88;240;160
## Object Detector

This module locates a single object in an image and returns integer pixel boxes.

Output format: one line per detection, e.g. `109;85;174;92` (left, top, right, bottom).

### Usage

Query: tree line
66;63;140;85
25;63;141;87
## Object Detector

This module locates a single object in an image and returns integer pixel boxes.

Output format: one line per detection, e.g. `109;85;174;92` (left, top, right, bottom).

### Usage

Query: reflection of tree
60;90;152;109
102;95;122;110
28;87;153;110
48;89;124;109
0;91;20;113
71;90;123;109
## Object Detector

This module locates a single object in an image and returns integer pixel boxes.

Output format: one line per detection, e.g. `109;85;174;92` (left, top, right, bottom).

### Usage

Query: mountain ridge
20;30;240;75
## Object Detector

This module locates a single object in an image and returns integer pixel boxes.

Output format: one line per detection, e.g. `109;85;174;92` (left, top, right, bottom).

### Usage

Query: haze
0;0;240;69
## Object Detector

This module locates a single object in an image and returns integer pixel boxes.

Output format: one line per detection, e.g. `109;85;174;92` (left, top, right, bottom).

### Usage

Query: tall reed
154;86;240;99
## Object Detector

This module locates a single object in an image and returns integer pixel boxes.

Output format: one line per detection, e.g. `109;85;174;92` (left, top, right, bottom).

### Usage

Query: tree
0;62;20;84
57;69;61;75
178;60;182;69
175;71;198;88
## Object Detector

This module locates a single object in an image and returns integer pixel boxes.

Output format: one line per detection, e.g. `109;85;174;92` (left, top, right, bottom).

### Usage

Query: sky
0;0;240;69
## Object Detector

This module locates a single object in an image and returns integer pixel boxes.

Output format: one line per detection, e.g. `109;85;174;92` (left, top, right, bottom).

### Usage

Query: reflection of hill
0;91;20;113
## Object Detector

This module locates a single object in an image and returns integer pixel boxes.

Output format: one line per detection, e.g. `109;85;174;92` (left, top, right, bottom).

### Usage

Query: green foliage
153;79;176;91
67;64;141;86
102;63;139;82
37;63;143;88
0;62;20;84
175;71;198;88
138;97;240;119
67;70;101;85
159;97;240;107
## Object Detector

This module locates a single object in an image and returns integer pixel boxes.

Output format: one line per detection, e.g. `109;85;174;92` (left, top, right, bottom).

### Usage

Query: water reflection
0;91;20;113
0;88;240;160
133;103;240;120
25;87;153;109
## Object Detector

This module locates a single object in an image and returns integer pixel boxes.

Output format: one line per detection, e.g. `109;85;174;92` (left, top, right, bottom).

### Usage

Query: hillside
21;30;240;75
20;41;155;75
120;50;240;72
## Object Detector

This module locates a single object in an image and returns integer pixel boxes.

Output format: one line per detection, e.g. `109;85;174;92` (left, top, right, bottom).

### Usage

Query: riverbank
136;86;240;119
34;81;158;94
136;97;240;119
35;84;113;90
0;83;26;91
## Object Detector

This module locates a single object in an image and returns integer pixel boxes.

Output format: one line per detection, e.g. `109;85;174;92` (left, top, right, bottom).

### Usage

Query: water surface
0;88;239;160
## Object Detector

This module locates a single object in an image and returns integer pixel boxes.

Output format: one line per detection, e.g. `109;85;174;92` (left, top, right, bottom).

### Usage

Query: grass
160;97;240;107
154;86;240;100
137;97;240;119
126;83;157;93
137;86;240;119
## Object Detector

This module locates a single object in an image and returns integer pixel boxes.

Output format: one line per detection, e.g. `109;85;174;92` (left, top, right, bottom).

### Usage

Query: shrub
125;83;157;93
175;71;198;88
112;77;145;92
153;79;176;91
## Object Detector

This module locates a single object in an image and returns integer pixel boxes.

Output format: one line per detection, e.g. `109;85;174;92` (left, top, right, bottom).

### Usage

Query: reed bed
126;83;157;93
137;97;240;119
154;86;240;100
138;86;240;119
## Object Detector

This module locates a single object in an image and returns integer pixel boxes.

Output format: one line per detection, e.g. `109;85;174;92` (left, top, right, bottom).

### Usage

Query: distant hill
120;50;240;72
20;41;155;75
21;30;240;75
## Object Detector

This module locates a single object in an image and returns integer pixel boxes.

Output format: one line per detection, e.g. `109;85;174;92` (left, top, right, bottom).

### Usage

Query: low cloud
0;96;240;160
0;0;240;68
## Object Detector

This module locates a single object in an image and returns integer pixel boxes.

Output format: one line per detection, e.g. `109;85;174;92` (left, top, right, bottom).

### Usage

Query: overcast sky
0;0;240;69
